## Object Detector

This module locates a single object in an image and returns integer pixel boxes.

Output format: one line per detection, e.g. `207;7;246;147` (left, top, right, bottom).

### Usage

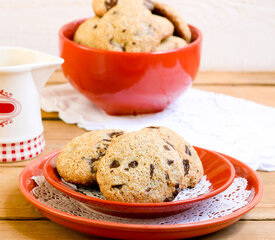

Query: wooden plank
0;220;275;240
0;163;273;220
47;70;275;86
0;220;95;240
195;72;275;86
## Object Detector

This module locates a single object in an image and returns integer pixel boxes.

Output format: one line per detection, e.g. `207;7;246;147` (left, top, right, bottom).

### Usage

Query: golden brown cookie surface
75;0;174;52
56;129;125;186
73;17;101;48
153;2;192;43
92;0;154;17
156;36;187;52
96;129;188;203
143;126;204;187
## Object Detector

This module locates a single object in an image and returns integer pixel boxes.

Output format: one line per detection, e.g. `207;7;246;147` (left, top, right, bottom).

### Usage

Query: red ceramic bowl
59;19;202;115
43;147;235;218
19;150;262;240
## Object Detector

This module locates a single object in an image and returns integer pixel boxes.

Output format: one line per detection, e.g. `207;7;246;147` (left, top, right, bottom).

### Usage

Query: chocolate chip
173;183;180;197
150;164;155;178
183;159;190;176
93;24;97;29
124;168;129;171
108;131;124;138
165;141;175;150
111;184;124;190
103;145;108;150
82;156;100;164
164;196;174;202
147;126;159;129
145;187;151;192
91;167;96;174
132;42;136;45
165;173;170;180
105;0;118;10
110;170;114;173
122;29;126;33
129;161;138;168
104;0;153;12
163;145;170;151
103;139;111;142
185;145;192;156
110;160;120;168
167;160;174;165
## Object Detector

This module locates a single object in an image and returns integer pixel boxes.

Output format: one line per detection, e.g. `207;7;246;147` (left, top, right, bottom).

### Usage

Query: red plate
19;149;263;239
42;147;235;218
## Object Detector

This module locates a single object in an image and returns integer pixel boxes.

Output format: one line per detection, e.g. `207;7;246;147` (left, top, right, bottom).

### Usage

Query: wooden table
1;71;275;239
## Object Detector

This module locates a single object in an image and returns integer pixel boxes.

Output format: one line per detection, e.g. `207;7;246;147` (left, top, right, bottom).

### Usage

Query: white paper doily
31;176;252;225
60;176;211;201
41;84;275;171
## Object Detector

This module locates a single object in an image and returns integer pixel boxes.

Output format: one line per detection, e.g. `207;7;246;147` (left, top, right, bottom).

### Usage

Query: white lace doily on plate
60;175;211;201
41;83;275;171
31;176;252;225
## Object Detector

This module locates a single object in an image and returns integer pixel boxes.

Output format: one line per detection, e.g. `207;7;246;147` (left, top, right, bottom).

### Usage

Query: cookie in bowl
56;129;125;186
75;0;174;52
73;17;101;47
153;1;192;43
96;129;189;203
156;36;187;52
92;0;154;17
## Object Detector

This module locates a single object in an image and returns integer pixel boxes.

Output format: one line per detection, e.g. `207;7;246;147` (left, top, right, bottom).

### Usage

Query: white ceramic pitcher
0;47;63;162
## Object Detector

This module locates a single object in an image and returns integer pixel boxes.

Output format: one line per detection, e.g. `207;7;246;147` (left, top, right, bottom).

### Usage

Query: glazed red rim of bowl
43;146;235;208
19;149;263;233
59;18;202;55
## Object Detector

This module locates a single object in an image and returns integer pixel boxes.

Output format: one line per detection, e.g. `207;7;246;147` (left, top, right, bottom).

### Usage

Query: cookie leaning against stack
56;129;125;186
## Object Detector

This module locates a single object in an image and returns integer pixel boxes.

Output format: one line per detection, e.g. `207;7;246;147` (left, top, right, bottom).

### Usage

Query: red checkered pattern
0;134;45;162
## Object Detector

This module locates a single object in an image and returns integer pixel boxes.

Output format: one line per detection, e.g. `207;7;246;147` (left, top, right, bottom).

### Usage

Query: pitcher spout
0;47;64;92
32;57;64;92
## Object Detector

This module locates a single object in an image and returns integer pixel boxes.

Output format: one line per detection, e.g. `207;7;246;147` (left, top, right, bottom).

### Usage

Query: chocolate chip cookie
153;2;192;43
143;126;204;187
77;0;174;52
92;0;154;17
56;129;125;186
156;36;187;52
96;129;188;203
73;17;101;48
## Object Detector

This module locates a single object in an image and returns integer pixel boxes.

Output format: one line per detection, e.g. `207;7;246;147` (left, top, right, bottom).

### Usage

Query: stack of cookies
56;126;204;203
73;0;192;52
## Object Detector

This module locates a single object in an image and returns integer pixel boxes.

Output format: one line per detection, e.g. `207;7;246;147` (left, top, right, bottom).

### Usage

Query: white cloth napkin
41;83;275;171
